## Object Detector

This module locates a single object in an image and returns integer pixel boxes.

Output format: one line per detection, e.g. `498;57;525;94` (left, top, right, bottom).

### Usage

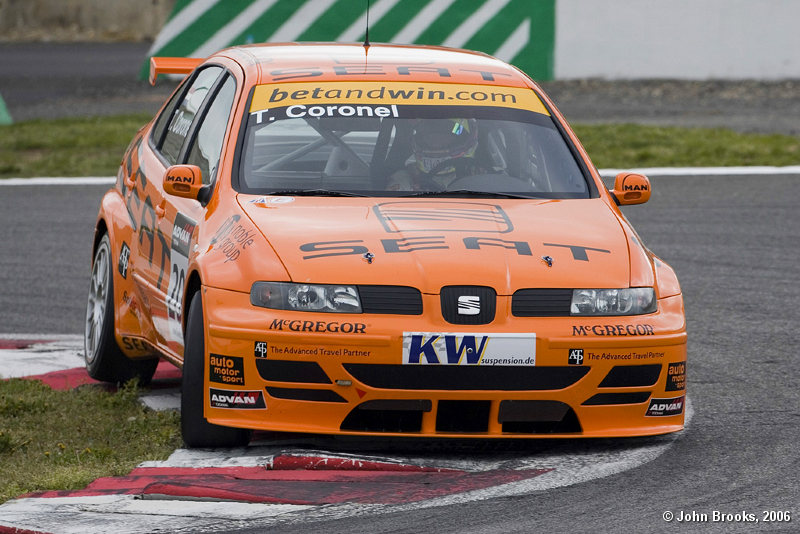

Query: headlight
250;282;362;313
570;288;656;316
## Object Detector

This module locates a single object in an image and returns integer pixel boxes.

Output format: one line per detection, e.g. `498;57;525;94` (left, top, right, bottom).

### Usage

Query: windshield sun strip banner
249;82;549;116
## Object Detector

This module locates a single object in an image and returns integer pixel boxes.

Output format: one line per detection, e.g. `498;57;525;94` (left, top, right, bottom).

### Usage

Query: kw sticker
402;332;535;366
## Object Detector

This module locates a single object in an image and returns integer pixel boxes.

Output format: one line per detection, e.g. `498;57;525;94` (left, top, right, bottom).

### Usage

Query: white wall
555;0;800;79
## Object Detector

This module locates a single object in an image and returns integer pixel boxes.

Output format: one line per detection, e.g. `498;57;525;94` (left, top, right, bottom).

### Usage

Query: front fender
191;204;290;295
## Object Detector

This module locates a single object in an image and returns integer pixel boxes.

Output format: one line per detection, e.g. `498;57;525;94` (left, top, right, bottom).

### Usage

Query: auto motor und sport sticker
209;354;245;385
666;361;686;391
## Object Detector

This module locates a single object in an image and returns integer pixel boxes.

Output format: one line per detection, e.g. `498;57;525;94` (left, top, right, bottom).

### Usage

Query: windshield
236;82;592;198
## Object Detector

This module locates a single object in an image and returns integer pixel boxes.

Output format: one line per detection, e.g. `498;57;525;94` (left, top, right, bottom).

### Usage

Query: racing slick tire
181;291;252;448
84;233;158;385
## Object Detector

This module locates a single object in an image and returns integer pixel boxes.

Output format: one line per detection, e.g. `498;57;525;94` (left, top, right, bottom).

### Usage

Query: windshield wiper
400;189;538;199
265;189;370;197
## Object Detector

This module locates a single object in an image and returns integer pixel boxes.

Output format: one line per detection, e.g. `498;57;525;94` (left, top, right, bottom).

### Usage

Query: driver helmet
412;118;478;175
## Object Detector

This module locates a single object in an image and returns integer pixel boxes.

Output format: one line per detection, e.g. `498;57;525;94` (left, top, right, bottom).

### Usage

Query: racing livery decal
568;348;584;365
166;213;196;342
209;388;266;409
209;355;245;385
645;395;685;417
402;332;536;366
269;319;367;334
250;82;550;115
666;361;686;391
209;214;256;263
121;336;154;355
267;344;371;358
254;341;268;358
572;324;655;337
118;242;130;279
585;350;665;362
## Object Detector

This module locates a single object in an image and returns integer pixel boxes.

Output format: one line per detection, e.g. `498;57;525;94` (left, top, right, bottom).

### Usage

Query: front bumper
200;286;687;438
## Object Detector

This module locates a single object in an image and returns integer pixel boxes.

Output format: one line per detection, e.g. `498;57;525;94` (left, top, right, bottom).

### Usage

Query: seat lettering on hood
238;198;632;291
300;237;608;262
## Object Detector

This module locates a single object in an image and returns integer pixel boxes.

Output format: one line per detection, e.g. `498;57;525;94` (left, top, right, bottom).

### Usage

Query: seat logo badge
457;296;481;315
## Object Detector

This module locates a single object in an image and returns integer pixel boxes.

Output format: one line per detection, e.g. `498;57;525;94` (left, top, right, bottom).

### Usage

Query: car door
130;65;226;350
158;71;239;352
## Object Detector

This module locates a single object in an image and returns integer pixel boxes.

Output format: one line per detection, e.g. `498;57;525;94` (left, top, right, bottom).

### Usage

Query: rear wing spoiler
149;57;204;85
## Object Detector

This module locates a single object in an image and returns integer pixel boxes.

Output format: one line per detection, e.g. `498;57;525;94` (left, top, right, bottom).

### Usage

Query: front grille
341;400;430;432
599;364;662;387
343;364;589;391
511;289;573;317
440;286;496;325
255;359;331;384
499;400;582;433
582;392;652;406
358;285;423;314
436;400;491;432
265;387;346;402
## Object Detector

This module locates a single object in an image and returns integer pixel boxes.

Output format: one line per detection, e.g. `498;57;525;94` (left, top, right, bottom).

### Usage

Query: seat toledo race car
84;43;686;447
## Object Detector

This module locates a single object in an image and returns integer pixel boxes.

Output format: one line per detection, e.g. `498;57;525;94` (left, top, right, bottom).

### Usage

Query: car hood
238;196;633;294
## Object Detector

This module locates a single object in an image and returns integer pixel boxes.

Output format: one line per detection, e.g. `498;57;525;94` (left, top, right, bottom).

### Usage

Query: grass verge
572;123;800;169
0;378;181;504
1;115;799;178
0;114;151;178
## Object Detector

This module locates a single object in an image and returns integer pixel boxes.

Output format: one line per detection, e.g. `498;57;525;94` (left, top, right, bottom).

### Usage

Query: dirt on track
1;42;799;137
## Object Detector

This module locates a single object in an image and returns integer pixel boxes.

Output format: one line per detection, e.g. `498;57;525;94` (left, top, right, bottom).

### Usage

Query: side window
151;78;188;149
186;76;236;185
160;66;223;165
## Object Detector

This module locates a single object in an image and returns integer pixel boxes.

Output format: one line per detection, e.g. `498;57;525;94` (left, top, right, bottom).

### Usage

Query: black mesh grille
255;359;331;384
499;400;582;434
582;392;652;405
599;364;662;388
341;401;427;432
440;286;496;325
343;364;589;391
358;285;423;315
436;400;491;433
265;387;346;402
512;289;573;317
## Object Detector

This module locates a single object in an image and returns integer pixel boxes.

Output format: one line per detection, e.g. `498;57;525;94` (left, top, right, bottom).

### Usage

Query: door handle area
155;201;166;219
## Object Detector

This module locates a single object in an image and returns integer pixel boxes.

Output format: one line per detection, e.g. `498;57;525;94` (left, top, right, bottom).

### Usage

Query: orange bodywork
95;43;686;439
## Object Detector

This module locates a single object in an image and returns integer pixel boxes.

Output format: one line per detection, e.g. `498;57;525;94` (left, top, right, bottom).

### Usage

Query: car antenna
363;0;371;49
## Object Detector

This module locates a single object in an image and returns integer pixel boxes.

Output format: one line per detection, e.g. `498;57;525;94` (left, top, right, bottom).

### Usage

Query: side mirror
610;172;651;205
163;165;204;200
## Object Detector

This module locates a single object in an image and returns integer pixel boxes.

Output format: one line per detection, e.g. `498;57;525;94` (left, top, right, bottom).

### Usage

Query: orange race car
84;43;686;447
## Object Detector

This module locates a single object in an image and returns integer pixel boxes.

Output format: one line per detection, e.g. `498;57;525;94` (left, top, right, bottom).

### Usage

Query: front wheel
181;291;252;448
84;233;158;385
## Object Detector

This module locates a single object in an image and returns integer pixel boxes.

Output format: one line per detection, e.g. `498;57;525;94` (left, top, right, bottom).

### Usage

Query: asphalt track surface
2;43;799;532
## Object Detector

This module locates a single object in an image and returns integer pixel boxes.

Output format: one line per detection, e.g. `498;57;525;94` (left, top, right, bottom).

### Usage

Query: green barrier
0;93;12;125
141;0;555;81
